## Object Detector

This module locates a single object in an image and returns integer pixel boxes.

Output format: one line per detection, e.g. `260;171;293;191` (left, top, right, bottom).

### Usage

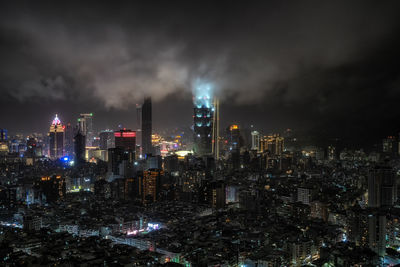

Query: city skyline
3;2;400;266
1;2;400;148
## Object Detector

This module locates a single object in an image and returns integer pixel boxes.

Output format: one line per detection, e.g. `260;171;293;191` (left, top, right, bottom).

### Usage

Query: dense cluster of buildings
2;93;400;266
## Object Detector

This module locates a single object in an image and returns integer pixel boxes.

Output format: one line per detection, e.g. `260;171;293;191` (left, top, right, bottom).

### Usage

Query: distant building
0;129;7;141
194;93;213;156
297;187;311;205
142;97;152;156
142;169;163;204
99;130;115;150
36;175;66;203
260;134;284;156
23;215;42;231
251;130;261;151
74;131;86;166
48;114;65;160
146;155;162;170
382;135;399;157
77;113;94;146
107;147;134;180
64;123;74;156
368;165;397;208
115;129;136;151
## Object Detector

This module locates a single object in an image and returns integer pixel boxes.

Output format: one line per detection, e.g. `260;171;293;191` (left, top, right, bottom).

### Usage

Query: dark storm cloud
1;1;400;145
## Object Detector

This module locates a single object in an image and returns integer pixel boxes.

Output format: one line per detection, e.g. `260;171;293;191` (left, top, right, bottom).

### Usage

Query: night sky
1;1;400;148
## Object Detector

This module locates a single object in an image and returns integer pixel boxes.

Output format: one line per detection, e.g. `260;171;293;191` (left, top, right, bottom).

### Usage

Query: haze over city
2;1;400;267
1;1;400;147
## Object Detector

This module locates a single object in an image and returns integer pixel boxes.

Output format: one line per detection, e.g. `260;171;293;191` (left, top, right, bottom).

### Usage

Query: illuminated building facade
142;97;152;156
142;169;163;204
0;129;7;141
114;129;136;151
227;124;241;151
193;81;214;156
108;129;136;179
48;114;65;160
212;98;220;159
260;134;284;156
0;129;7;154
77;113;94;146
251;130;261;151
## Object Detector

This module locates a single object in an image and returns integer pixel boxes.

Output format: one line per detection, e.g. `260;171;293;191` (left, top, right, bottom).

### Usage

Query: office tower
227;125;241;151
99;130;115;150
327;145;336;161
251;131;261;151
114;129;136;151
368;212;386;257
227;125;241;169
297;187;311;205
107;147;134;179
25;137;39;158
382;136;399;157
64;123;74;156
48;114;65;160
74;131;86;166
146;155;162;170
142;169;163;204
194;100;213;156
368;165;397;207
23;215;42;231
212;98;220;159
260;134;284;156
142;97;152;156
0;129;7;141
77;113;94;146
36;175;66;203
211;181;225;209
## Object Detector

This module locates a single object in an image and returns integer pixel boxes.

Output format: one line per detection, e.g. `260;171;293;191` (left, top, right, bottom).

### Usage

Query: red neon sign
122;132;136;137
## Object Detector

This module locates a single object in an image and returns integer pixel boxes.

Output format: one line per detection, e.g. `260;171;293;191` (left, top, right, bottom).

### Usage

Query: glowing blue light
196;114;202;118
196;123;202;127
192;78;214;108
62;156;69;162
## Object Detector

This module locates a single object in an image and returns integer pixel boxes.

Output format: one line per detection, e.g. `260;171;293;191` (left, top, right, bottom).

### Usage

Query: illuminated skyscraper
114;129;136;151
136;103;142;151
142;169;163;204
77;113;93;147
228;124;241;151
251;131;261;151
48;114;65;160
260;134;284;156
142;97;152;156
212;98;220;159
193;82;213;156
0;129;7;141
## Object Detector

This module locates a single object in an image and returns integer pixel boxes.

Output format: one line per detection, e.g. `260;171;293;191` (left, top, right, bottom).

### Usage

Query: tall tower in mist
193;81;213;156
48;114;65;160
142;97;152;156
